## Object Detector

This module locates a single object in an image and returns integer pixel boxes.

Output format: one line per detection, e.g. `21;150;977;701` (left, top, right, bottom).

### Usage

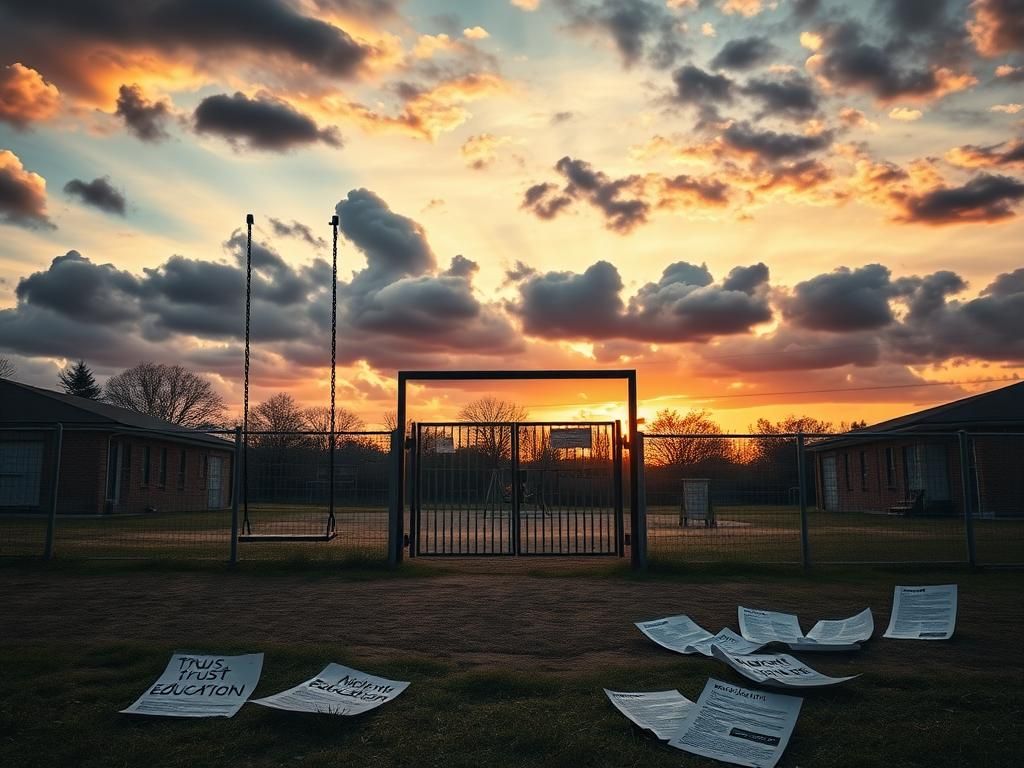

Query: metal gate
410;422;624;556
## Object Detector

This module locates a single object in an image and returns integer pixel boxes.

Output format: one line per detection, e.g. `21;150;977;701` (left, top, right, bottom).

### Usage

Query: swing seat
238;532;337;543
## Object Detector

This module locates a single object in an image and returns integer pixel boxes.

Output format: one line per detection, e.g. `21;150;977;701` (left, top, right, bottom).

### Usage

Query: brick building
0;379;233;515
809;382;1024;517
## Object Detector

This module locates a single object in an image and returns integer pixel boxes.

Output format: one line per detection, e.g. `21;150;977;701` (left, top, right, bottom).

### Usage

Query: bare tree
645;408;730;467
248;392;307;450
0;356;15;379
303;406;366;450
104;362;225;428
458;397;529;466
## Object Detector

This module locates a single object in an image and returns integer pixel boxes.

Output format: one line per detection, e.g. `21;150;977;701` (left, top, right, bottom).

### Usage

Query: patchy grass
1;564;1021;767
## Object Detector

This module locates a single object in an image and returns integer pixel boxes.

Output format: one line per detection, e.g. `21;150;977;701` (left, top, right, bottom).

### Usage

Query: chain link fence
0;425;395;563
642;431;1024;567
2;424;1021;567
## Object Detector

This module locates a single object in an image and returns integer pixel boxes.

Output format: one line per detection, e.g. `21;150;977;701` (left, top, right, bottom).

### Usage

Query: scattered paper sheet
883;585;958;640
669;678;802;768
738;607;862;651
691;628;768;657
806;608;874;644
604;689;694;740
635;615;713;654
252;663;409;715
121;652;264;717
712;647;858;689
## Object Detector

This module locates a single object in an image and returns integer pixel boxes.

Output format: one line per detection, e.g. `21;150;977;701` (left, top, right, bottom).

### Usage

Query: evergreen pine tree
59;360;102;399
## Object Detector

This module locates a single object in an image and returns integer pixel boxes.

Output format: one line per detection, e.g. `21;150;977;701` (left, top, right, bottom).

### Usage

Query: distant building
0;379;233;515
809;381;1024;517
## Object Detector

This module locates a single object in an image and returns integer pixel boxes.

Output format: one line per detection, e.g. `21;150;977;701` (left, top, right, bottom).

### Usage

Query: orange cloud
461;133;513;169
0;149;53;229
463;27;490;40
968;0;1024;57
0;63;60;128
718;0;764;17
945;139;1024;169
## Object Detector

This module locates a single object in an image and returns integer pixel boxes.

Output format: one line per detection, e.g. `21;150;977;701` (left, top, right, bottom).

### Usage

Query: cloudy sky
1;0;1022;429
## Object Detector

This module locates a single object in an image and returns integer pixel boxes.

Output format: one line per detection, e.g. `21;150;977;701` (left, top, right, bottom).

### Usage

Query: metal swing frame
238;213;339;543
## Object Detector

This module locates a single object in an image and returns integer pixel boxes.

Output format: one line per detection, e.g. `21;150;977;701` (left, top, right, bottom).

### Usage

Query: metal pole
388;429;402;567
511;423;520;555
242;213;252;534
229;426;241;565
44;423;63;560
958;431;977;567
627;371;641;569
328;215;339;538
613;420;624;557
634;432;647;570
797;433;810;571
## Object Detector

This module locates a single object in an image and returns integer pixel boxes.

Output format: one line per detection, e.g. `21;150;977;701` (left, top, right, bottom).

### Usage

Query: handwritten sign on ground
121;653;264;717
883;585;958;640
604;689;694;741
669;679;802;768
712;647;859;689
738;607;866;651
252;664;409;715
549;428;591;449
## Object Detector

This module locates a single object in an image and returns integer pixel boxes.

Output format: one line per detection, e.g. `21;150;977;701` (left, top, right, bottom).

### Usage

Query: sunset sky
1;0;1022;430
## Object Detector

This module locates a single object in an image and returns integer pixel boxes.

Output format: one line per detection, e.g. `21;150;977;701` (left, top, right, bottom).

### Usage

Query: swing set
237;213;340;543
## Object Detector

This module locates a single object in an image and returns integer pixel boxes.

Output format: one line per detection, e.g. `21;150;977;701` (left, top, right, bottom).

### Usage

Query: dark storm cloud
671;64;736;106
783;264;905;332
556;0;687;69
710;37;779;71
742;75;820;120
878;0;952;34
812;20;972;102
268;218;327;248
115;84;172;142
0;151;53;230
63;177;126;215
521;157;648;233
335;188;436;287
511;260;772;342
0;0;372;91
721;122;833;162
897;173;1024;224
660;174;730;206
193;92;342;151
791;0;821;17
311;0;402;18
0;190;524;371
947;138;1024;168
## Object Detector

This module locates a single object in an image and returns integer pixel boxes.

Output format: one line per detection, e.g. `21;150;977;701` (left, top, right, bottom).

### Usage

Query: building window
843;453;851;490
859;451;868;490
158;447;168;488
177;449;186;490
121;443;132;488
142;446;151;486
885;447;896;488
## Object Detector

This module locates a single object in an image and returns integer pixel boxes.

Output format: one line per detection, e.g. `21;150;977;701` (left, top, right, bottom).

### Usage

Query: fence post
633;432;648;570
958;431;977;567
796;433;810;571
43;423;63;560
229;426;241;565
388;429;402;567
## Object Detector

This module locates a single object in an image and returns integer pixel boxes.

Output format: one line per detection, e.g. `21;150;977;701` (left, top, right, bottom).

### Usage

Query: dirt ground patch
3;561;1021;678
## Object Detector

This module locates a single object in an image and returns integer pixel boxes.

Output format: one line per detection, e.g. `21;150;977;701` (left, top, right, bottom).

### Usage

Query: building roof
808;380;1024;451
0;378;231;448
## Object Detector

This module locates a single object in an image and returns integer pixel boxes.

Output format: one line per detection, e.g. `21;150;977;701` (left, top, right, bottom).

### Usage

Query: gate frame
394;370;641;568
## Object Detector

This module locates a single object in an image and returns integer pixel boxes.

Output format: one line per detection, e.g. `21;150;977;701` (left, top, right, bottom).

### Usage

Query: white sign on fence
549;428;592;449
121;652;264;718
432;436;456;454
668;679;802;768
604;689;694;740
252;663;409;715
883;585;958;640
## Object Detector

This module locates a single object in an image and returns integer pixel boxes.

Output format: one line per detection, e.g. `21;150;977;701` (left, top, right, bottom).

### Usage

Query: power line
696;376;1020;400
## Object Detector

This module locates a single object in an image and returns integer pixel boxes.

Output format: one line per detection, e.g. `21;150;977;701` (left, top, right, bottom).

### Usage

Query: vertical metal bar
410;423;419;557
634;431;647;570
230;426;241;565
628;371;641;569
396;373;406;552
958;431;977;567
44;423;63;560
797;433;810;571
613;420;624;557
511;423;520;554
388;429;401;567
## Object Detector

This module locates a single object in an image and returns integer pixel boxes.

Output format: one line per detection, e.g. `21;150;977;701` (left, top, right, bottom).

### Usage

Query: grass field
3;503;1021;565
1;559;1021;767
